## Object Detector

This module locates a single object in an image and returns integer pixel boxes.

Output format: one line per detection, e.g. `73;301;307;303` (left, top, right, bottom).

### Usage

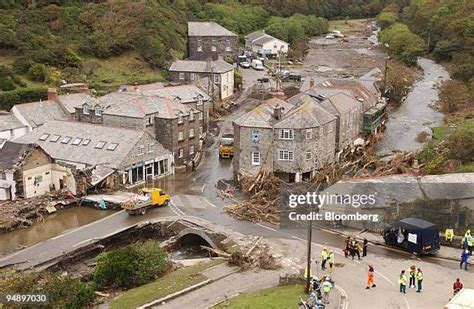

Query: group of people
398;265;424;294
307;275;334;306
342;236;368;260
446;228;473;256
319;248;335;272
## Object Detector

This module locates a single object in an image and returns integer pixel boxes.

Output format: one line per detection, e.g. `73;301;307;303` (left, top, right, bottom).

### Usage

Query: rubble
221;237;281;271
0;192;79;233
224;170;284;225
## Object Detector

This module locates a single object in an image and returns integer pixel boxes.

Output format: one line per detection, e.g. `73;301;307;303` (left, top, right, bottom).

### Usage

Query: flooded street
377;57;450;154
0;207;114;256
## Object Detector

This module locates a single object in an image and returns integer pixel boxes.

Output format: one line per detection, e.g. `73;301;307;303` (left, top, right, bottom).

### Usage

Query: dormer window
83;104;89;115
197;97;203;106
94;105;102;116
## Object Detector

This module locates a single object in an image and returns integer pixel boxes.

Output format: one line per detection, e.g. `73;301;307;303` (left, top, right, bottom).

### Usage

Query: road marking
256;223;277;232
403;296;411;309
334;284;349;309
205;200;217;208
375;270;395;286
201;184;206;193
169;199;185;216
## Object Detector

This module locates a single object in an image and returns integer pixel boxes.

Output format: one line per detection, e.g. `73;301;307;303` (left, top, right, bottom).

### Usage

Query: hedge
0;87;48;111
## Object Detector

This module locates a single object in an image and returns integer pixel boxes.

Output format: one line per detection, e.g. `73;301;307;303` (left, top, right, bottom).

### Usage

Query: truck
251;59;264;71
219;133;234;158
121;188;170;215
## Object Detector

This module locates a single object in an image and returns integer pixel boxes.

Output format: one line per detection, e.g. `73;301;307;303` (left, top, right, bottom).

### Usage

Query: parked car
325;34;336;39
240;62;250;69
251;59;264;71
288;73;302;81
257;77;270;83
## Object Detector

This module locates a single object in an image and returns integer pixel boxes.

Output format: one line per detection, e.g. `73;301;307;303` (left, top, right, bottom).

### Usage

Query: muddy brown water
0;207;114;256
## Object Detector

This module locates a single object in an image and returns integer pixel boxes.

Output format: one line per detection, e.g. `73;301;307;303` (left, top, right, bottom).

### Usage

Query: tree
437;80;472;114
28;64;49;82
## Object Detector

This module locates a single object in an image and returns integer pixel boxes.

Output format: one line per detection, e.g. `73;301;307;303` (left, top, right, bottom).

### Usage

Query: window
61;136;71;144
178;148;184;158
189;111;194;121
178;114;184;124
279;129;294;140
197;46;203;52
0;172;6;180
82;139;91;146
147;143;154;153
145;117;153;126
137;145;145;156
83;104;89;115
305;129;313;140
197;97;203;106
95;141;106;149
50;135;60;142
273;44;277;49
281;45;285;49
252;152;261;165
189;145;195;155
95;105;102;116
179;72;185;80
72;138;82;145
251;129;259;143
211;46;217;52
213;74;220;83
178;131;184;141
278;150;294;161
189;128;195;138
34;175;43;185
190;73;195;80
107;143;118;151
198;112;203;120
199;127;203;135
39;133;49;141
226;46;232;52
306;150;312;161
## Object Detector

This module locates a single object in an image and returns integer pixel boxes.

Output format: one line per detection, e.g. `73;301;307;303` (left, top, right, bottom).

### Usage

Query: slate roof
317;92;361;116
188;22;237;37
0;141;34;171
97;93;192;119
169;59;234;74
274;95;335;129
245;32;288;46
233;98;293;128
0;114;26;131
12;100;68;128
57;93;94;114
139;85;210;103
13;120;167;168
245;31;265;42
318;79;378;111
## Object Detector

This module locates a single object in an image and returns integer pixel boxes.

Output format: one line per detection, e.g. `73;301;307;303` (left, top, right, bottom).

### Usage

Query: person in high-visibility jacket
321;278;333;304
366;264;376;289
465;230;473;255
328;249;335;273
445;228;454;242
398;270;407;294
416;268;423;292
321;248;328;270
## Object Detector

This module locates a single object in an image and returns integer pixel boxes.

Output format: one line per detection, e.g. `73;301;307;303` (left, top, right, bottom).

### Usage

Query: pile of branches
224;170;283;225
202;237;280;271
313;147;416;184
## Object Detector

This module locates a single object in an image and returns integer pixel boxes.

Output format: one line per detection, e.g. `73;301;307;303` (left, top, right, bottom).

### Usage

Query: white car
240;62;250;69
325;34;336;39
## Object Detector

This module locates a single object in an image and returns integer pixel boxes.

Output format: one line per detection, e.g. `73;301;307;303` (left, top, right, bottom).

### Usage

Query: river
377;57;450;154
0;207;114;256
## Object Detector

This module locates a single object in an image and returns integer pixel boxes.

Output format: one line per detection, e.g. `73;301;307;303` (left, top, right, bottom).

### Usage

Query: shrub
418;142;445;175
93;240;169;289
28;64;49;82
437;80;472;114
0;87;48;110
445;125;474;163
0;76;16;91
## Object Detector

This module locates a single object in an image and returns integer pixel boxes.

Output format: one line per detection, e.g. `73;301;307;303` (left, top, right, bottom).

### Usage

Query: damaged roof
0;141;35;171
188;21;237;37
169;59;234;74
13;120;168;168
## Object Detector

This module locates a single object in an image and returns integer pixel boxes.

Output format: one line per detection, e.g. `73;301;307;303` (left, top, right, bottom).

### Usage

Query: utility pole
382;56;389;95
305;214;313;292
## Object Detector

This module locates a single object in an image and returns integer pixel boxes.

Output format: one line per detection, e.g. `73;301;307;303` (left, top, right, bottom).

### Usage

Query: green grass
328;19;368;34
455;161;474;173
110;259;224;309
213;284;306;309
432;119;474;140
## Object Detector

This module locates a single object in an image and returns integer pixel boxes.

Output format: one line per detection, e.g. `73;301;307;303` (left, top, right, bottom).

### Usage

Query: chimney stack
309;78;315;88
273;104;282;120
47;88;58;101
80;82;89;94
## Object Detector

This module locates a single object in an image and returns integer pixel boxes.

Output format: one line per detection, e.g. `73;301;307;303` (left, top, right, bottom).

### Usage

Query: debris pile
0;193;78;232
202;237;280;271
224;170;284;225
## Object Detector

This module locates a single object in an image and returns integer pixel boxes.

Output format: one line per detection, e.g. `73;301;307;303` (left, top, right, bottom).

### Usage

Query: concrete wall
188;35;239;61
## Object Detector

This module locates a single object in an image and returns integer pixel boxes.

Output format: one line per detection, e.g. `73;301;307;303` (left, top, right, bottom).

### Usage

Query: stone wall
188;35;239;61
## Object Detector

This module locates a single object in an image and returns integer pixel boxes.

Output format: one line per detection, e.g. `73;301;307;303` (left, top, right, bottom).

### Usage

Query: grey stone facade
188;35;239;61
